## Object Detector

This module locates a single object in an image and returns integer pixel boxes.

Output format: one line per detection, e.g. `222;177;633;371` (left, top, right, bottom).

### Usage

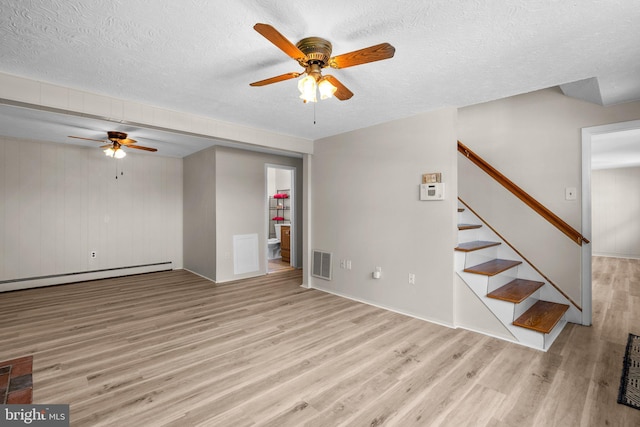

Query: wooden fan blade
125;144;157;152
254;23;307;62
323;75;354;100
329;43;395;69
100;144;112;149
118;138;137;145
250;72;301;87
68;135;106;143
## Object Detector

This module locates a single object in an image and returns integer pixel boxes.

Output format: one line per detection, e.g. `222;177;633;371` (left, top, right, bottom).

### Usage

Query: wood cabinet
280;225;290;263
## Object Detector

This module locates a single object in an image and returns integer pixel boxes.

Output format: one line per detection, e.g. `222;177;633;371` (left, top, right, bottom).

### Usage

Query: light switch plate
565;187;577;201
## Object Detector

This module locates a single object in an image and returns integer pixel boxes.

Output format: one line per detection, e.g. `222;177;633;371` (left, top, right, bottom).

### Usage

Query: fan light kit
68;131;158;158
104;144;126;158
250;23;395;103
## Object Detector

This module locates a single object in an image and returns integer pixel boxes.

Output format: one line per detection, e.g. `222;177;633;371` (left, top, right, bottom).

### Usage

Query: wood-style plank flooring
268;258;294;274
0;257;639;426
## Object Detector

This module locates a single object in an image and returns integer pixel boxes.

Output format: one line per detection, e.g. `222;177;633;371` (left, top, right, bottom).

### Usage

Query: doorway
266;165;296;273
581;119;640;326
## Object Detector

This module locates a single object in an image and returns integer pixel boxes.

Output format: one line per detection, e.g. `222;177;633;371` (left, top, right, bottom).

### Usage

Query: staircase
455;202;579;351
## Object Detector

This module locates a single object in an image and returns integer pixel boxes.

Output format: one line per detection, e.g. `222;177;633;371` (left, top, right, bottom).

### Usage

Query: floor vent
312;250;332;280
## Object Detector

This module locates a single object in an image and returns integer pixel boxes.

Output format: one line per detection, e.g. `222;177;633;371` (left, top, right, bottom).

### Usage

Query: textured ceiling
1;0;640;150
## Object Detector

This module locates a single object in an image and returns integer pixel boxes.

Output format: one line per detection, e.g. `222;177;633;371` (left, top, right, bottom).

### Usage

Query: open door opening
266;165;296;274
581;119;640;326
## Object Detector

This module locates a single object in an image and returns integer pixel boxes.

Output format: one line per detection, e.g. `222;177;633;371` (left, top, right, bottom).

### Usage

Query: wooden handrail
458;141;589;246
458;197;582;311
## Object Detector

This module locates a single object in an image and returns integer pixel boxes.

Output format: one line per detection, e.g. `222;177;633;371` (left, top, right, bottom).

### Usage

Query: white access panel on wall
233;234;259;275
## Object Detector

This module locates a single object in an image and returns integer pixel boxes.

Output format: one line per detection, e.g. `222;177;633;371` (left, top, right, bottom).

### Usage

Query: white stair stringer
456;204;577;351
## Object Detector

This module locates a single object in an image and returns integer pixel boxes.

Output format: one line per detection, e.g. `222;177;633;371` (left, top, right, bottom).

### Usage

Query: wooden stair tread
464;259;522;276
458;223;482;230
513;300;570;334
455;240;501;252
487;279;545;303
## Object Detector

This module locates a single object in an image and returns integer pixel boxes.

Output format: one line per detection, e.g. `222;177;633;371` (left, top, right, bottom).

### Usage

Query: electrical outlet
408;273;415;285
90;251;97;259
346;260;352;270
340;259;346;269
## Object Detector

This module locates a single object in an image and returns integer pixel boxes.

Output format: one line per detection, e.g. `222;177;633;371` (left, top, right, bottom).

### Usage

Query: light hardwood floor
268;258;294;274
1;257;639;426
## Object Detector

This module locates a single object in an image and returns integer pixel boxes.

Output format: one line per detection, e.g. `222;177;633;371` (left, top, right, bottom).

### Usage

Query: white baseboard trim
182;268;216;284
592;253;640;260
309;285;455;329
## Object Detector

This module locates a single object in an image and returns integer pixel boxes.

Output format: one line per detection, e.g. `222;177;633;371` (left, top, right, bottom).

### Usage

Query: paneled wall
592;166;640;258
0;137;183;290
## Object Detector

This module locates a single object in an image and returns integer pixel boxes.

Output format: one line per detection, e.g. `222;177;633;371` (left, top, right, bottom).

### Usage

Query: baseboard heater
0;262;172;292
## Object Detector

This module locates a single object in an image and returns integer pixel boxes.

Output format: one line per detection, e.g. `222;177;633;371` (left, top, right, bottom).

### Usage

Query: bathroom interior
267;166;294;273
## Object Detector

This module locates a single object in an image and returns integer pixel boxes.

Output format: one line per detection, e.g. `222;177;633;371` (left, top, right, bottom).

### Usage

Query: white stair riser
457;271;547;349
464;248;499;269
486;274;518;294
457;202;572;351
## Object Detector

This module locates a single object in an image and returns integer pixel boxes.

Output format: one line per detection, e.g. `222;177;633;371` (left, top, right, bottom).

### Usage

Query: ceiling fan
68;131;158;158
250;23;395;102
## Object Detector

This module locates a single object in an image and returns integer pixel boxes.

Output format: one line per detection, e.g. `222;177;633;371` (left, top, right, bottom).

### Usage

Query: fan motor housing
108;131;127;141
296;37;332;67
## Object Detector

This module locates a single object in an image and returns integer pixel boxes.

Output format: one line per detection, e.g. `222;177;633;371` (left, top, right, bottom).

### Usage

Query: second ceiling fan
68;131;157;158
250;23;395;102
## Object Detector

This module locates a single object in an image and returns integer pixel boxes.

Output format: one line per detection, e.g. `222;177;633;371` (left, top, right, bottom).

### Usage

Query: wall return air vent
312;250;332;280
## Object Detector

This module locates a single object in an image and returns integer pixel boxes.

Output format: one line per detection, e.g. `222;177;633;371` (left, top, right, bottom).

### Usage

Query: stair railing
458;141;589;246
458;197;581;311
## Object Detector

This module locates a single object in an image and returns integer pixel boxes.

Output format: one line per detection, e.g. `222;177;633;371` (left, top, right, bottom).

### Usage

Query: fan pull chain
313;102;316;125
115;160;124;180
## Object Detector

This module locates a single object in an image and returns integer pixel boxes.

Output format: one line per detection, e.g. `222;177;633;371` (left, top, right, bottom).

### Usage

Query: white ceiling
1;0;640;159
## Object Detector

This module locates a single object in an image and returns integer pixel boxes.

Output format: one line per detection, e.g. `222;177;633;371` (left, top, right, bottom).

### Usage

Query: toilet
268;223;288;259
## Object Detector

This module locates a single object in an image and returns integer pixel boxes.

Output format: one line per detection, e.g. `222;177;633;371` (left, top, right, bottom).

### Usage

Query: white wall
454;275;514;341
310;108;458;325
275;169;292;193
183;146;302;283
0;136;183;291
215;147;302;282
592;166;640;258
183;146;216;279
458;88;640;307
267;168;292;197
